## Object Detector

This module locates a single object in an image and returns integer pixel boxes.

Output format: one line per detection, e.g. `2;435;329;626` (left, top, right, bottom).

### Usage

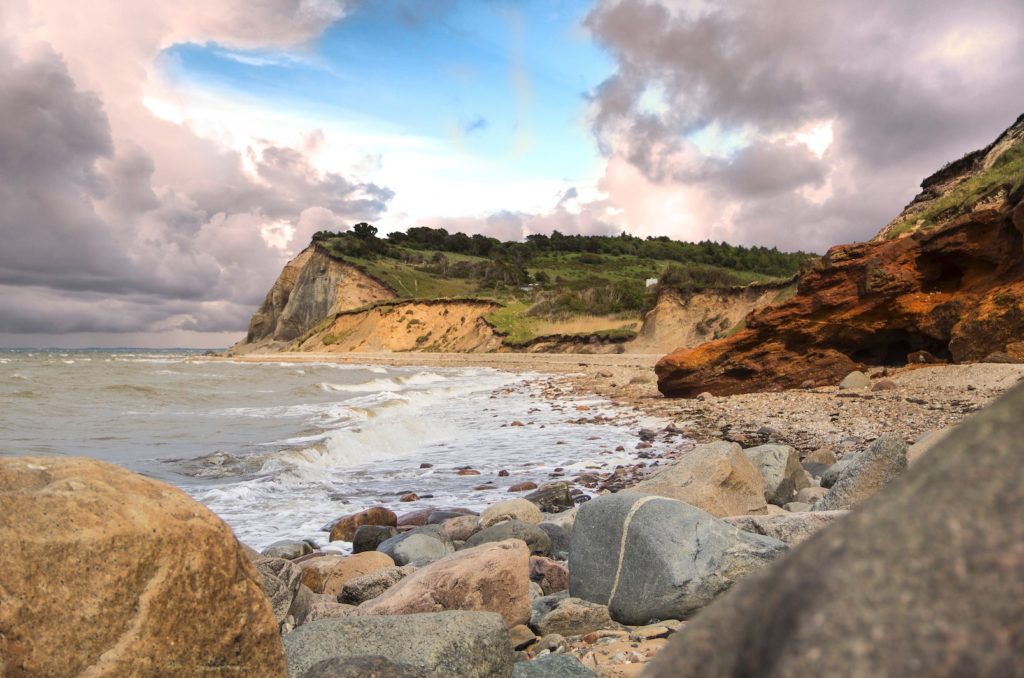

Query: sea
0;349;669;550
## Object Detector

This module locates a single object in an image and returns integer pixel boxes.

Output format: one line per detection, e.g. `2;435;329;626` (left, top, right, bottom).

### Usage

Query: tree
352;222;378;239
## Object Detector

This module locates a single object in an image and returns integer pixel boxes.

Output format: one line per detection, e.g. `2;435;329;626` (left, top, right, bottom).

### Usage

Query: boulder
783;502;811;512
463;520;552;556
540;507;577;533
329;507;398;542
838;370;871;389
523;482;575;513
569;492;787;624
338;565;415;605
819;456;854;488
299;655;434;678
907;427;954;465
306;601;358;623
632;441;768;517
742;444;810;506
536;523;570;560
359;540;531;628
509;623;536;650
801;447;837;476
0;456;285;676
513;654;597;677
254;556;303;629
795;486;828;504
300;551;395;596
283;612;513;678
530;596;613;637
352;524;399;553
723;511;848;546
439;514;482;541
529;556;569;595
288;584;330;625
426;509;472;525
398;507;435;527
480;498;543;527
377;526;455;566
261;539;315;560
645;382;1024;677
814;433;908;511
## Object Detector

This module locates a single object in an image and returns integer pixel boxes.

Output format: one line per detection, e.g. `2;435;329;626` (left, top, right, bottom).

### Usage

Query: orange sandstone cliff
656;114;1024;397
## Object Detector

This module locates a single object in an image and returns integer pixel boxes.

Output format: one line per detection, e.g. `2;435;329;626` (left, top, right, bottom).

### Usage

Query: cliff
656;115;1024;397
233;245;396;353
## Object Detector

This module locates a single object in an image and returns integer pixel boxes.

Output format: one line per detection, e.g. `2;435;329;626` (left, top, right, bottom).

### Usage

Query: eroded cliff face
628;283;793;355
236;245;395;352
656;116;1024;397
296;299;503;353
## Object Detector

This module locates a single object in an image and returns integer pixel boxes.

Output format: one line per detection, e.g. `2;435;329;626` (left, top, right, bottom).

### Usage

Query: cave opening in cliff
849;330;951;366
917;252;969;293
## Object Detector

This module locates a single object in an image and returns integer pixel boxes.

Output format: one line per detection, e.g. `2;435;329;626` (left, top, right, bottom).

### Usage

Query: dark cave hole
916;253;968;293
848;332;951;366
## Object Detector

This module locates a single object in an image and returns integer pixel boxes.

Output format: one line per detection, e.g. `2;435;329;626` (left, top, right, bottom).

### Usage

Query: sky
1;0;1022;348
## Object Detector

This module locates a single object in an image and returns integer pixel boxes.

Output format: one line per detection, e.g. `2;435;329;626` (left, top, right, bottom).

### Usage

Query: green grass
484;302;541;344
342;254;481;298
528;253;778;288
886;141;1024;238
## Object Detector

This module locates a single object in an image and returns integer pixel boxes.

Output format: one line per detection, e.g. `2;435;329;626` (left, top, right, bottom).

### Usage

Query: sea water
0;350;668;550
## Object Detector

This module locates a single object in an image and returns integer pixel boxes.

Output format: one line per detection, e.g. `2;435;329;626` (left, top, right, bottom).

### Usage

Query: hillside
657;113;1024;396
231;229;809;354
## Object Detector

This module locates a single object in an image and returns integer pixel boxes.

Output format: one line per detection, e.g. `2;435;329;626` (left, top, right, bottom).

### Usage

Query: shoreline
216;352;1024;457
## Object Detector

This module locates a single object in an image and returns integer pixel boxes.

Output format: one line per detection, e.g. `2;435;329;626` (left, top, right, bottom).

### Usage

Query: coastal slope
657;114;1024;397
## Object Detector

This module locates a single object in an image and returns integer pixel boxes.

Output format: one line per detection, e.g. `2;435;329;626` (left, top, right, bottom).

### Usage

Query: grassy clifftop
313;227;813;346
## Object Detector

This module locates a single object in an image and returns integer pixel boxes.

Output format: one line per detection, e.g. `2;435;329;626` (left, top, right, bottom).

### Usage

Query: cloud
0;0;391;344
582;0;1024;251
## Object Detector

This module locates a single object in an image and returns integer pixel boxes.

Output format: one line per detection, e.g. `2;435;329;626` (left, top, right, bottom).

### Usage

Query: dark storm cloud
584;0;1024;251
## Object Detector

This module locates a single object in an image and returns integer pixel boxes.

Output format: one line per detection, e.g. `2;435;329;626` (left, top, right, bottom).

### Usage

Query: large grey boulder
283;612;514;678
723;511;847;546
377;526;454;566
814;433;907;511
645;383;1024;677
743;444;810;506
568;492;787;624
463;520;552;556
512;654;596;677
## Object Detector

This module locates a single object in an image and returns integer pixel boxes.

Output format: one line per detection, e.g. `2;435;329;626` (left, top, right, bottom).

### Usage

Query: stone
288;584;329;625
632;441;768;517
540;507;577;534
819;456;854;488
261;539;315;560
306;601;358;623
536;523;571;560
795;486;828;504
509;481;539;492
513;654;597;677
723;511;847;546
359;540;531;628
254;556;303;629
907;427;954;465
743;444;810;506
0;456;284;677
523;482;575;513
814;433;908;511
299;655;434;678
872;378;898;391
338;565;414;605
803;447;837;467
426;509;472;525
645;382;1024;677
509;624;537;650
283;612;513;678
300;551;395;596
529;556;569;595
481;498;544;527
377;526;455;566
783;502;811;512
464;520;552;556
352;524;399;553
838;370;871;389
569;492;787;624
329;507;398;542
439;514;482;541
398;507;435;527
530;596;613;637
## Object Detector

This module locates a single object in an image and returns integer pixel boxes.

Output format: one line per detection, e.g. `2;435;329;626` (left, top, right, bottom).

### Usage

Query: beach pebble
358;540;531;628
329;507;398;542
464;520;552;557
481;498;543;527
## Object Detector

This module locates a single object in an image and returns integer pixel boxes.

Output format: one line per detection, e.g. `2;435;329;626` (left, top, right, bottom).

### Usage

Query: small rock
337;565;414;605
419;463;433;469
480;498;543;527
743;444;810;506
397;508;435;527
795;486;828;504
305;601;358;623
696;392;714;401
510;624;537;650
509;481;539;493
352;525;399;554
872;378;898;391
261;540;315;560
400;493;419;502
523;482;575;513
783;502;812;512
299;552;395;596
329;507;398;543
530;596;613;637
377;526;455;566
439;514;482;542
838;371;872;390
457;469;481;476
499;470;510;477
530;556;569;595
